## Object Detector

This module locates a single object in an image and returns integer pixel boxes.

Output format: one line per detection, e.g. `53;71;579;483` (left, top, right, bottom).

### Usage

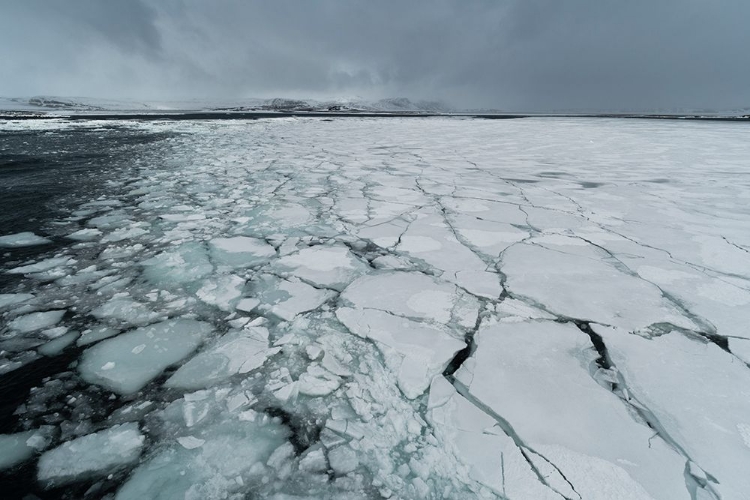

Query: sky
1;0;749;111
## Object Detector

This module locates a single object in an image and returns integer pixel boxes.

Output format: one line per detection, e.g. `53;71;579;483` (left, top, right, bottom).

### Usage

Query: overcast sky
1;0;749;111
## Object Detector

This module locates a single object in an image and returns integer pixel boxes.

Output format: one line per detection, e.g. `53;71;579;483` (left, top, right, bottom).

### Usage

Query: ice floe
0;232;51;248
78;319;213;394
37;423;144;487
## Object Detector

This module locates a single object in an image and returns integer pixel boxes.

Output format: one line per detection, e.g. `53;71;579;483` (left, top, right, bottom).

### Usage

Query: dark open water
0;123;173;499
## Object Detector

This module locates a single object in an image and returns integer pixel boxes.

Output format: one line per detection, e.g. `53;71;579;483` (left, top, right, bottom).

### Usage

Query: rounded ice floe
8;310;65;333
208;236;276;268
141;242;213;286
37;423;144;488
196;275;245;311
78;319;213;394
0;232;51;248
273;245;368;291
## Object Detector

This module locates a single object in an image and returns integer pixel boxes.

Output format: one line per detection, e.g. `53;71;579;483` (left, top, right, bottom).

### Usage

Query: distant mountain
1;96;747;118
0;96;454;115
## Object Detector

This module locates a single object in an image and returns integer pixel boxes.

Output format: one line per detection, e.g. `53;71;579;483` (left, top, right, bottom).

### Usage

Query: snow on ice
1;117;749;499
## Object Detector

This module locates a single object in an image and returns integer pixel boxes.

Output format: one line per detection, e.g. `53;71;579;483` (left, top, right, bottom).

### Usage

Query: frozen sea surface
1;117;749;499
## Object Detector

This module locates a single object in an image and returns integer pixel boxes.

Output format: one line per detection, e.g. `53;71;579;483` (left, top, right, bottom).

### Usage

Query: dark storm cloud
1;0;748;111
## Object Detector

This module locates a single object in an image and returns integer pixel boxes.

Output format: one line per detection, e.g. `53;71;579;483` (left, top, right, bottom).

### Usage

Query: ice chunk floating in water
0;232;51;248
37;423;144;487
78;319;213;394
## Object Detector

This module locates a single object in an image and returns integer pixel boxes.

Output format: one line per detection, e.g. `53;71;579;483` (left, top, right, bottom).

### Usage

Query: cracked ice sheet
337;307;464;399
427;377;564;500
456;321;692;500
595;325;750;500
502;243;696;331
4;117;750;499
340;271;479;329
396;211;502;298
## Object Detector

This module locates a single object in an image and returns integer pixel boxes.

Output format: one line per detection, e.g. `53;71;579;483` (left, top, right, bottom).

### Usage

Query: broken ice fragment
38;331;79;356
208;236;276;268
0;430;46;470
92;298;159;326
336;307;464;398
8;310;65;333
273;245;368;291
196;274;245;311
341;271;459;324
79;319;213;394
141;242;213;287
328;445;359;475
166;327;280;390
252;275;335;321
115;416;290;500
0;293;34;309
0;232;51;248
37;423;144;488
67;228;102;241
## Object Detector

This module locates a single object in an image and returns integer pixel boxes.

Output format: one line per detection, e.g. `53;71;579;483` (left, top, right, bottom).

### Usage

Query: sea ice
67;228;102;241
208;236;276;268
38;331;79;356
252;274;336;321
596;326;750;500
502;243;694;331
78;319;213;394
341;271;462;325
0;293;34;308
166;326;280;390
91;298;159;326
0;429;50;470
77;325;120;346
141;242;213;286
455;320;694;499
427;377;563;499
37;423;144;487
115;413;290;500
273;245;368;291
3;115;749;499
8;310;65;333
7;257;75;275
0;231;51;248
337;307;464;398
196;274;245;311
